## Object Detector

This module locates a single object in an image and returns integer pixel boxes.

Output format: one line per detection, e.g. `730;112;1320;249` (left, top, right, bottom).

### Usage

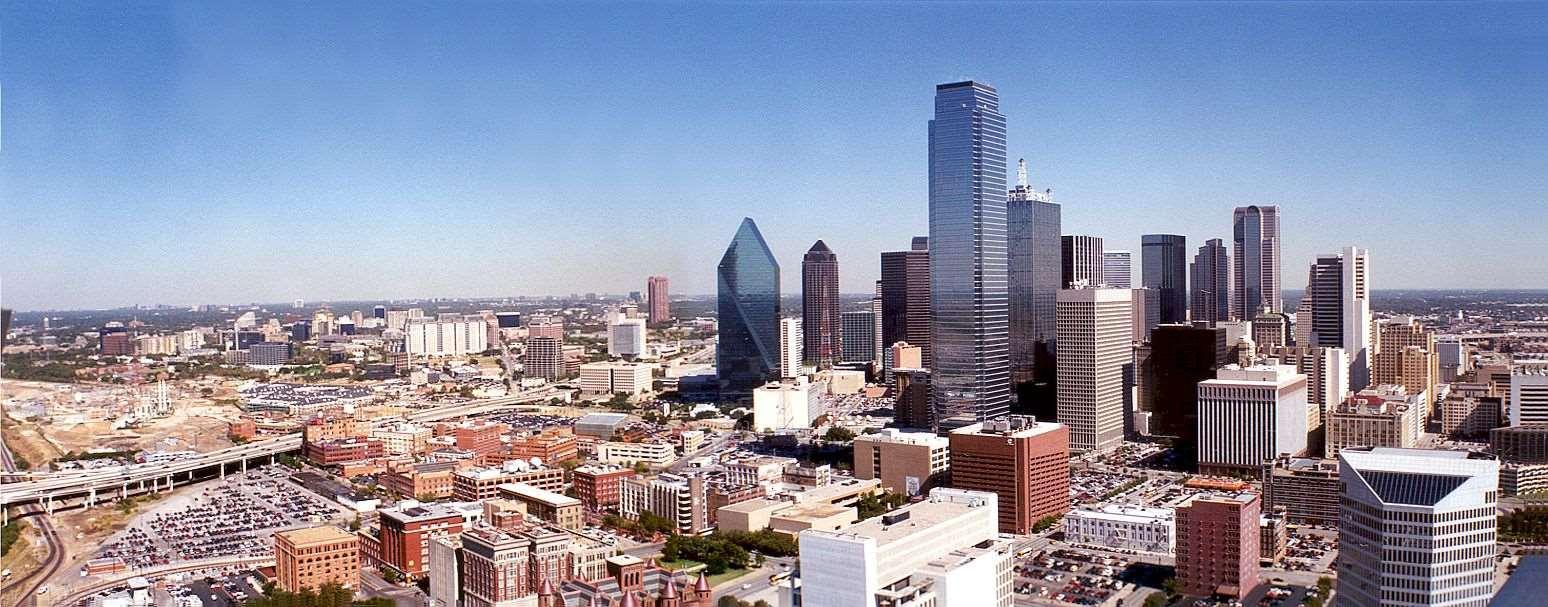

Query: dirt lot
1;522;45;607
2;378;244;465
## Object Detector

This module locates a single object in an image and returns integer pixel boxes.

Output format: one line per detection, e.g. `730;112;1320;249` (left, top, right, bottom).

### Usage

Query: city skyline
3;3;1546;312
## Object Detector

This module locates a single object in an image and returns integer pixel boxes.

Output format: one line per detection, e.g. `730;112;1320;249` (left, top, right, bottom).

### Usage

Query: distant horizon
3;3;1544;311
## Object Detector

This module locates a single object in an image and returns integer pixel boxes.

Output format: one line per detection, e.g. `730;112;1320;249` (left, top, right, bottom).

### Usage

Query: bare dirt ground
2;379;243;465
0;523;45;607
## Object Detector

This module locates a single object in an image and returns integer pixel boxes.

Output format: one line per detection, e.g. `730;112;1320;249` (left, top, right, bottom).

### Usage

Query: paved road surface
2;441;65;607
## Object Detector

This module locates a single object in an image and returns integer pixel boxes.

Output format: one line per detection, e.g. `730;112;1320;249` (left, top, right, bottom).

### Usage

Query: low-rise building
1442;382;1502;438
497;483;584;530
452;463;564;501
1261;456;1340;528
305;438;384;466
1492;423;1548;464
853;429;951;496
1064;505;1175;554
572;464;636;512
1325;386;1423;458
752;377;823;432
274;526;360;592
372;423;434;456
578;361;654;396
381;461;458;500
620;473;710;535
595;441;676;467
1500;463;1548;497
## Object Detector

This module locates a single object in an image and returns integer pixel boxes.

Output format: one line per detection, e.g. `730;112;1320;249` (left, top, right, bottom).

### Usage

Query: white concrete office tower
1056;288;1133;453
1510;369;1548;425
427;536;461;607
1196;364;1309;476
1337;448;1498;607
578;361;653;396
606;313;646;359
1102;251;1132;289
1304;246;1373;390
799;488;1011;607
929;81;1011;430
778;318;803;379
752;377;822;432
406;317;490;357
1063;505;1176;555
1233;205;1281;319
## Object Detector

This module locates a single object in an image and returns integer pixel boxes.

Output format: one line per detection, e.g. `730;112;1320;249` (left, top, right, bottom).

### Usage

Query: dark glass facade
1233;205;1281;319
1147;324;1228;467
1141;234;1188;325
717;217;781;398
802;240;841;369
1008;192;1061;388
929;80;1010;429
881;237;930;368
1190;238;1230;325
1061;235;1104;288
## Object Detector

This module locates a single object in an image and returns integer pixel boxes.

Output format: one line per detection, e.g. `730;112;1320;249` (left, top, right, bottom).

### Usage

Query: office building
871;280;885;368
526;316;564;341
1337;448;1498;607
249;341;293;365
841;310;878;365
854;429;952;496
620;473;710;535
382;462;458;500
1007;165;1061;391
496;483;583;530
1129;287;1161;342
1251;311;1289;349
494;311;521;329
595;441;676;468
406;318;489;357
1232;205;1281;319
1303;246;1373;389
717;218;781;398
372;422;433;456
894;367;933;431
452;464;564;501
929;80;1011;430
1261;456;1340;528
802;240;842;369
1265;344;1348;452
1064;505;1175;554
1056;288;1132;453
882;237;932;371
377;504;469;579
1141;234;1187;324
1493;424;1548;464
752;377;822;432
1510;370;1548;425
1325;386;1424;458
948;416;1069;534
1191;238;1231;326
572;465;636;512
1372;318;1438;409
799;488;1011;607
100;330;133;356
606;314;646;359
647;275;670;324
1061;235;1105;288
525;337;563;382
1197;364;1309;476
274;526;360;592
578;361;653;396
1102;251;1132;289
1175;491;1261;599
1437;340;1467;383
1442;382;1502;438
1146;324;1228;463
777;317;803;379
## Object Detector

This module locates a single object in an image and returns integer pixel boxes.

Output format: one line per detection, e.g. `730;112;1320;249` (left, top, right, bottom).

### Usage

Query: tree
717;597;743;607
380;568;402;584
1143;591;1167;607
734;413;754;431
1032;514;1061;533
823;426;855;442
694;410;719;420
1162;576;1179;597
638;511;676;535
633;461;651;474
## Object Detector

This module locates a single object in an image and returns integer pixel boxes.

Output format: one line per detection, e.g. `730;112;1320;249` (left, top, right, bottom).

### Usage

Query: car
741;583;752;591
37;586;49;595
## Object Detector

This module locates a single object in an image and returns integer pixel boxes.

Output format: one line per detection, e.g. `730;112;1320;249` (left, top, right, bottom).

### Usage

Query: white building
799;488;1011;607
752;377;823;432
1056;287;1133;453
779;318;804;379
1197;364;1309;476
371;422;433;456
1102;251;1132;289
427;536;461;607
578;361;653;396
406;318;489;357
1337;448;1498;607
607;315;647;359
595;441;676;467
1509;369;1548;425
1064;505;1175;555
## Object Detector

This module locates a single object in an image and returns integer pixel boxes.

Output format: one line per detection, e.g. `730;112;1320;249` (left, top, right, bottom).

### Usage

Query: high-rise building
274;526;359;592
406;318;490;357
928;80;1010;429
1146;324;1228;464
1303;246;1372;389
1437;339;1468;383
1337;448;1498;607
854;429;952;496
606;313;646;359
1372;318;1438;411
1056;288;1132;453
1264;344;1349;455
1102;251;1132;289
525;336;563;382
839;310;877;365
799;488;1013;607
881;237;931;369
1196;364;1309;476
1175;491;1261;599
777;318;803;379
1251;310;1290;349
377;503;469;579
1510;370;1548;426
871;280;884;368
526;315;564;340
1061;235;1105;288
893;367;933;431
717;218;781;398
1141;234;1188;324
1007;165;1061;392
1232;205;1281;319
1191;238;1231;326
1129;287;1161;342
802;240;841;369
646;275;670;324
620;473;711;535
948;416;1069;534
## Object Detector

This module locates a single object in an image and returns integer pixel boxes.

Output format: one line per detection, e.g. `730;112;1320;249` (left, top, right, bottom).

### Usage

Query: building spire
1017;158;1028;188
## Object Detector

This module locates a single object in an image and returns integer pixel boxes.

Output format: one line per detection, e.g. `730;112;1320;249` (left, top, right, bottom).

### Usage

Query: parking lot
1279;529;1337;572
97;466;347;568
1014;548;1149;606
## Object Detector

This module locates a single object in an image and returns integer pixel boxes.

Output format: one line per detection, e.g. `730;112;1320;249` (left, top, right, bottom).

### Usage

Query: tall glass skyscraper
1008;159;1061;397
1233;205;1281;319
1190;238;1230;326
1141;234;1188;325
929;80;1010;429
717;217;781;399
802;240;841;369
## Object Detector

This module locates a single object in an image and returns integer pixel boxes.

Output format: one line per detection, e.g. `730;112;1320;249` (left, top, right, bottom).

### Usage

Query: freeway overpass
0;387;556;518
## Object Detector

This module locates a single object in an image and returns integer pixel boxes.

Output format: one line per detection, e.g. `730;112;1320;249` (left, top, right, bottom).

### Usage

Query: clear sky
3;2;1545;311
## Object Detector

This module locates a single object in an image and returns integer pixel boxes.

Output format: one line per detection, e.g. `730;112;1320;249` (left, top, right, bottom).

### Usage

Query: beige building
451;464;565;501
595;441;676;467
1371;318;1437;413
274;525;360;592
578;361;653;396
852;429;951;496
496;483;584;530
1325;386;1423;458
371;423;433;456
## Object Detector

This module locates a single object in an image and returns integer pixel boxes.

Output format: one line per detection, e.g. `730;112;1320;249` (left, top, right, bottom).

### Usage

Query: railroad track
1;445;65;607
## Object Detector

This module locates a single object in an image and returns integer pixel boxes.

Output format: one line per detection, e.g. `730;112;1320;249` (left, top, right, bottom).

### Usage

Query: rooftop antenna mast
1017;158;1028;189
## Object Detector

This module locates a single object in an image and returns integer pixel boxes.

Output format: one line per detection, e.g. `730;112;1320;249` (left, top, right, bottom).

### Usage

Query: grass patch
657;559;750;589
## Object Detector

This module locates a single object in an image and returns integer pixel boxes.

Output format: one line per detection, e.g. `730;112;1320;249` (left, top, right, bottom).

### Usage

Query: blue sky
2;2;1544;311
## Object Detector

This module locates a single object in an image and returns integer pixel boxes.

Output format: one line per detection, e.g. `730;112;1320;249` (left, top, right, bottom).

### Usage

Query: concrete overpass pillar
220;461;225;479
88;488;97;507
242;458;248;473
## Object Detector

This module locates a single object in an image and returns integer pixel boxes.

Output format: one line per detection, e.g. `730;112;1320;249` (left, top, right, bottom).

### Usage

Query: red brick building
948;416;1070;534
1175;491;1261;598
507;431;580;465
454;422;510;457
305;438;384;466
572;465;636;512
377;504;466;579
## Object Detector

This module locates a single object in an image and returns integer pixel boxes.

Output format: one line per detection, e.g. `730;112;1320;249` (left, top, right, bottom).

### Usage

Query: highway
1;441;64;607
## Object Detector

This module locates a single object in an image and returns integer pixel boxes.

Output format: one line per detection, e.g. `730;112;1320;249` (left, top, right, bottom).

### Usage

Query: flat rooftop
276;525;354;545
819;490;992;549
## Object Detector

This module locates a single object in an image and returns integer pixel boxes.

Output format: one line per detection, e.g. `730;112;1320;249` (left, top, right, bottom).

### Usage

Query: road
710;556;795;604
358;569;424;607
52;556;275;607
2;441;64;607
